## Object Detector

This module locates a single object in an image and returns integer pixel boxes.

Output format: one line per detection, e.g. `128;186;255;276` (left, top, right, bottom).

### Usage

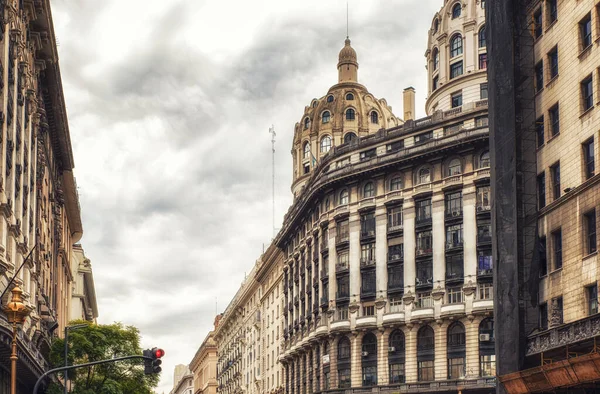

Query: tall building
489;0;600;393
0;0;90;392
277;16;494;393
70;244;98;323
190;328;218;394
170;365;194;394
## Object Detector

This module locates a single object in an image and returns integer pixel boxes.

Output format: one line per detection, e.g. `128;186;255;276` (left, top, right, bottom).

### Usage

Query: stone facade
69;244;97;323
0;0;91;393
276;33;495;394
190;329;218;394
170;365;194;394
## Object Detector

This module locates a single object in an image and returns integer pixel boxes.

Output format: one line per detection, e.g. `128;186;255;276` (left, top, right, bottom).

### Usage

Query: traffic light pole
32;355;151;394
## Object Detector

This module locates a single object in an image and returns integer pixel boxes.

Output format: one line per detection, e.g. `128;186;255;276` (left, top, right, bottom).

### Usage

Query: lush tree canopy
47;320;159;394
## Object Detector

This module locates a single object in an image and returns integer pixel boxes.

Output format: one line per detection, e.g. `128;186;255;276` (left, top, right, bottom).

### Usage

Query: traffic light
143;347;164;375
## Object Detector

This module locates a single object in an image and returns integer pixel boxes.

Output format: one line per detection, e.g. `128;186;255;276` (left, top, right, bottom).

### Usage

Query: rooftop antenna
346;1;349;38
269;125;276;238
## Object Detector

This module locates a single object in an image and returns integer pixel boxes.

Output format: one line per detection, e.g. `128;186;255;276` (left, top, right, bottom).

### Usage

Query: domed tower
424;0;487;115
291;38;403;197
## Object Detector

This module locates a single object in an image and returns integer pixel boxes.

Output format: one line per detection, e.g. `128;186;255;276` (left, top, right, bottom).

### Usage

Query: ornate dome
338;38;358;68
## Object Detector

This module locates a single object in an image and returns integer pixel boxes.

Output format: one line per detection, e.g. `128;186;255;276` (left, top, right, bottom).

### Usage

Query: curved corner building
277;7;495;392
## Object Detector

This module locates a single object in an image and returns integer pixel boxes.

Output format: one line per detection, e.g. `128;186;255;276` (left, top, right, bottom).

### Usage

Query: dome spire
337;37;358;83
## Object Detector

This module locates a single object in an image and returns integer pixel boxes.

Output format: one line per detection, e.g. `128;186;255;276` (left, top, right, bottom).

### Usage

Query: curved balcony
383;311;405;324
385;190;403;204
440;303;466;317
411;307;434;321
356;316;377;328
358;197;376;210
472;299;494;313
443;175;463;187
330;319;351;332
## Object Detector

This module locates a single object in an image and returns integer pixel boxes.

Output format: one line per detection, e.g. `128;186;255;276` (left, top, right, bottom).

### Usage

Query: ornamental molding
526;314;600;356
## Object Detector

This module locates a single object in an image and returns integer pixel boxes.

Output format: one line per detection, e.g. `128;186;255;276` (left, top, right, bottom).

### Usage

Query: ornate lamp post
3;286;32;394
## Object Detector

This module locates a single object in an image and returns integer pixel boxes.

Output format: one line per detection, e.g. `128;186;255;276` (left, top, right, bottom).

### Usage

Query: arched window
361;333;378;386
448;158;462;176
390;176;403;191
389;330;406;384
370;111;379;124
320;135;332;153
339;189;349;205
363;182;375;198
418;168;431;184
304;117;310;129
450;34;463;58
433;18;439;34
312;100;318;108
346;108;356;121
344;132;357;144
417;326;435;381
303;142;310;159
327;95;334;103
479;25;486;48
480;151;490;168
447;322;466;379
322;111;331;124
346;93;354;100
452;3;461;19
432;48;439;71
325;197;330;211
338;336;351;388
479;318;495;377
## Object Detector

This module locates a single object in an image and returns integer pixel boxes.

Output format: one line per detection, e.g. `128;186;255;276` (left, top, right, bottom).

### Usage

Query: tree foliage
47;320;159;394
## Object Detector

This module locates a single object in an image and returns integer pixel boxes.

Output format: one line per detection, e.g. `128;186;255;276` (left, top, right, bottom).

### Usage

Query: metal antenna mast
269;125;276;238
346;1;349;38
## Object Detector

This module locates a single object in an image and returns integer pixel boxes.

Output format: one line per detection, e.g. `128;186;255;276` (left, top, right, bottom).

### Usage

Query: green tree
47;320;160;394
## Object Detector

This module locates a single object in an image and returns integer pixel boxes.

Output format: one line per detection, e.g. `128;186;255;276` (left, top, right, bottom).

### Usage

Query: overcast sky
50;0;441;392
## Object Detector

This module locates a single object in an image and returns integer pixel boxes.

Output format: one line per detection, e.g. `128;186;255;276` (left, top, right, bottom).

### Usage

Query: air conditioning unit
388;346;396;352
362;351;369;357
479;333;491;342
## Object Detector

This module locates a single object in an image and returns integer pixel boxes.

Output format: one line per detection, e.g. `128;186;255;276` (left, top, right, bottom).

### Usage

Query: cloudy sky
50;0;441;391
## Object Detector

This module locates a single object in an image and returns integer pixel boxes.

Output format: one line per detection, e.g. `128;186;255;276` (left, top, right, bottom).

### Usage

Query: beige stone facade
170;365;194;394
70;244;98;323
531;0;600;336
190;331;218;394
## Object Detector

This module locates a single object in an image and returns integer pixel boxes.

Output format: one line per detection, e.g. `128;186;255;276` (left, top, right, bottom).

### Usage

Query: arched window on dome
418;167;431;185
346;93;354;100
432;48;439;71
344;132;357;144
479;25;486;48
370;111;379;124
433;18;439;34
346;108;356;121
452;3;461;19
312;100;318;108
339;189;349;205
363;182;375;198
480;151;490;168
303;141;310;159
389;330;406;384
390;176;403;191
450;34;463;58
304;117;310;129
448;158;462;176
322;111;331;124
327;95;334;103
447;322;466;379
320;135;332;153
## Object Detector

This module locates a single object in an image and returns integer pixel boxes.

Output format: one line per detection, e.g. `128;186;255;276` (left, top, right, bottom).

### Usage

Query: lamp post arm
33;355;152;394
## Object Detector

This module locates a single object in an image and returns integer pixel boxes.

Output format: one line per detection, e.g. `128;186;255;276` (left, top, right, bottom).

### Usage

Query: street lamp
2;286;32;394
64;323;88;394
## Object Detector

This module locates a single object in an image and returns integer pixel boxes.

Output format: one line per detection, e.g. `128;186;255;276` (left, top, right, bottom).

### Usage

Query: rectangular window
580;13;592;49
534;7;543;38
447;286;464;304
552;297;563;325
338;368;351;388
539;236;547;276
552;229;562;270
388;244;404;262
478;283;493;300
479;53;488;69
337;220;349;242
387;139;404;152
537;172;546;209
336;305;349;321
480;355;496;377
389;297;402;313
445;191;463;216
551;162;560;200
416;291;433;308
388;264;404;291
337;251;349;272
583;138;595;179
585;209;597;255
416;199;432;224
417;231;433;256
360;243;376;266
476;185;491;211
448;357;465;379
536;116;544;147
387;206;403;231
535;61;544;92
451;91;463;108
477;252;493;276
446;224;464;249
480;83;488;99
389;363;406;384
582;75;594;112
360;213;376;238
336;276;349;299
362;305;375;316
414;131;433;145
418;360;435;382
446;255;464;281
549;103;559;136
547;0;557;24
450;61;463;79
475;116;489;128
433;76;439;91
548;47;558;79
588;284;598;315
362;365;377;387
540;302;548;330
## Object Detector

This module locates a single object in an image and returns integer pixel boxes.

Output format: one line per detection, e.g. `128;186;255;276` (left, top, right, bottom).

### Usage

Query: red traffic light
153;348;165;358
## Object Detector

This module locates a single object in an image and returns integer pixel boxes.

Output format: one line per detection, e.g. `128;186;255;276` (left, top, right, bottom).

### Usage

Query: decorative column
350;332;361;387
349;212;361;303
329;336;338;389
375;206;388;298
465;317;480;379
463;187;478;283
403;201;416;296
434;322;448;383
328;221;336;305
438;35;448;84
377;328;389;386
432;192;446;285
405;325;417;383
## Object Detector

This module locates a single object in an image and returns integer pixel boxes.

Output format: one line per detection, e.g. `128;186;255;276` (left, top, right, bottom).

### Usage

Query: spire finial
346;1;349;39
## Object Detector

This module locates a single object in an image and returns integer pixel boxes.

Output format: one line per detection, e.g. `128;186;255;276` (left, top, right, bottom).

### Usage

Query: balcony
446;240;464;250
306;262;312;272
336;291;350;303
320;296;329;308
361;285;376;299
476;204;491;214
416;216;432;227
313;277;319;287
443;175;463;187
387;223;403;234
388;252;404;264
415;277;433;289
445;271;464;284
388;281;404;293
416;247;433;257
445;209;463;220
385;190;403;204
478;268;493;278
477;233;492;244
360;258;376;269
336;262;349;273
336;233;349;246
359;197;376;210
313;248;319;261
320;268;329;279
360;229;376;240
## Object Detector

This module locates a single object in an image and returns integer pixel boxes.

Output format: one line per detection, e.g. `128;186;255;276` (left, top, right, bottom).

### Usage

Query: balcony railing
388;281;404;291
320;239;329;252
446;271;464;282
415;277;433;288
446;240;464;250
445;209;463;219
361;286;376;297
476;204;491;213
415;297;434;309
336;262;349;273
416;247;433;257
360;229;375;239
416;216;432;226
336;291;350;301
387;223;403;233
320;268;329;278
477;233;492;244
336;233;349;245
478;268;493;278
388;252;404;263
360;258;376;268
320;296;329;308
